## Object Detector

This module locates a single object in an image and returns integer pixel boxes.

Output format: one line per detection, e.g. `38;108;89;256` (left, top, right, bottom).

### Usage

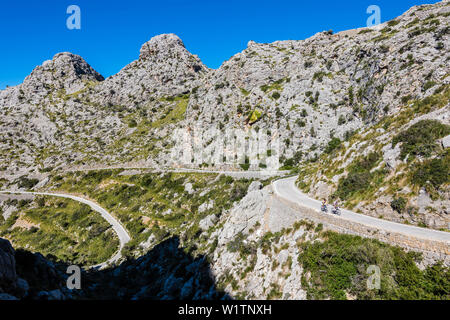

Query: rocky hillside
187;1;449;164
1;1;449;227
0;1;447;174
2;179;448;300
0;0;449;300
0;237;72;300
0;236;227;300
209;184;449;299
296;98;449;230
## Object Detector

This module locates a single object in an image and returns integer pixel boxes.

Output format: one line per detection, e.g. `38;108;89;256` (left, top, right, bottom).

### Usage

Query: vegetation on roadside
392;120;450;159
299;231;449;300
296;86;450;226
411;150;449;194
333;152;382;201
46;170;260;258
0;196;118;265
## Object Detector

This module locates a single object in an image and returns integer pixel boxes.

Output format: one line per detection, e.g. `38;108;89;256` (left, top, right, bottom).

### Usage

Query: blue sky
0;0;439;89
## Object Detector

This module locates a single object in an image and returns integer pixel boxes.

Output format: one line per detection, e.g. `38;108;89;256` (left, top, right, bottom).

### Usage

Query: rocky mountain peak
247;40;257;48
91;33;209;104
137;33;207;75
31;52;104;83
139;33;186;60
49;52;103;81
21;52;104;98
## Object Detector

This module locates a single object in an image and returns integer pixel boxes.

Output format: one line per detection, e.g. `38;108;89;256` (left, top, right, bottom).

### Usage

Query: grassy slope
296;85;450;227
299;230;449;300
0;196;119;266
45;169;262;258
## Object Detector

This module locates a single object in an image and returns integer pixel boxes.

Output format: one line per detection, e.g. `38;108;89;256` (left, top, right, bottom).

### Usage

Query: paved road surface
273;176;450;243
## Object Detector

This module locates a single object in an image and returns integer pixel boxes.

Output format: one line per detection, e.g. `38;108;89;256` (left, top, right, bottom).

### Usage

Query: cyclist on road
321;199;327;212
333;200;340;215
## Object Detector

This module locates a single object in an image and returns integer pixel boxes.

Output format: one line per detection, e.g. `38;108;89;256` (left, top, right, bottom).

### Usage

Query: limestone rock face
0;1;448;243
139;34;188;61
442;135;450;149
248;181;263;192
92;33;208;107
218;188;270;245
0;238;16;288
23;52;104;98
211;186;310;299
199;214;218;231
1;2;448;176
184;182;194;194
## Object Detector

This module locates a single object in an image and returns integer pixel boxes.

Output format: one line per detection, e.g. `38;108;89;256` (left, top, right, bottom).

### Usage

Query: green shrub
310;127;316;137
16;176;39;189
18;199;32;208
239;163;250;171
128;119;137;128
352;152;379;172
275;107;283;117
390;197;407;213
272;91;281;100
423;81;437;92
358;29;373;34
392;120;450;159
401;95;413;104
324;138;342;154
387;19;400;27
230;182;248;201
313;71;328;82
344;130;356;141
140;174;154;188
248;109;262;124
296;119;306;127
348;87;354;105
334;152;380;200
298;231;450;300
335;171;371;200
411;154;449;189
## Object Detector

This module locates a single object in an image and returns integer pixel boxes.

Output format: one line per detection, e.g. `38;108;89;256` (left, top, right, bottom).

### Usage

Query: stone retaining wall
274;194;450;265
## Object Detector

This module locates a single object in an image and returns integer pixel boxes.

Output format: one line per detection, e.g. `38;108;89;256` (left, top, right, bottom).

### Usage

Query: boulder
198;200;214;213
184;183;194;195
248;181;263;193
199;214;218;231
0;238;16;285
442;135;450;149
16;278;29;297
47;289;65;300
180;277;194;299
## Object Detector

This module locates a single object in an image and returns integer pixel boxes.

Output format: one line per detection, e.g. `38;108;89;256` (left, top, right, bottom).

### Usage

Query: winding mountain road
0;168;282;269
1;172;448;269
0;191;131;269
273;176;450;243
64;166;288;178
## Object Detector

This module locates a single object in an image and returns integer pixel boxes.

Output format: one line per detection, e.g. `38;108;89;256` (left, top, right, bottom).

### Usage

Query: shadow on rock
82;236;230;300
0;236;229;300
